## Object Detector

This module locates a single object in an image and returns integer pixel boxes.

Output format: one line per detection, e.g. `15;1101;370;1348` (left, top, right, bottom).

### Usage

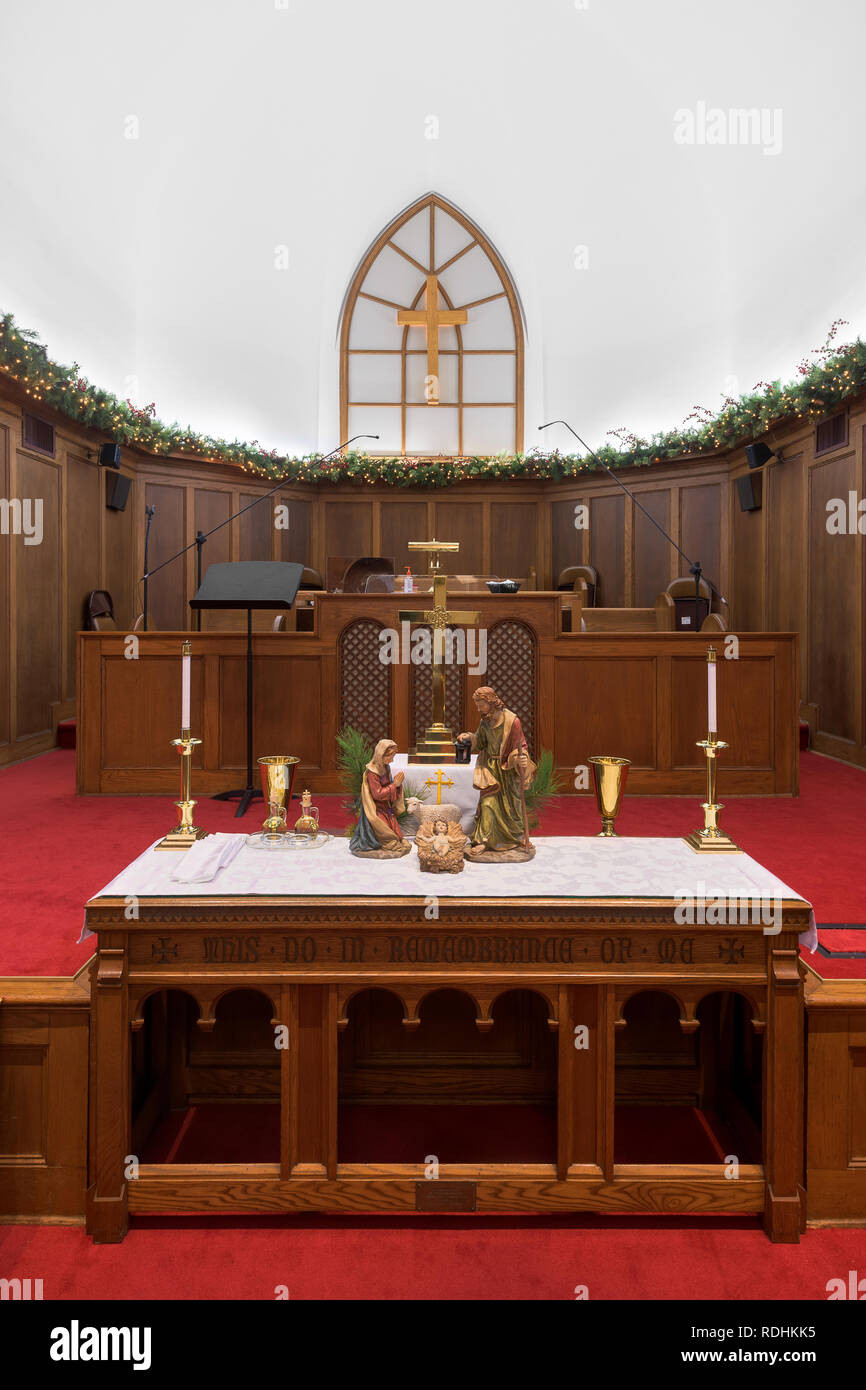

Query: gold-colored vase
588;755;631;836
258;755;300;836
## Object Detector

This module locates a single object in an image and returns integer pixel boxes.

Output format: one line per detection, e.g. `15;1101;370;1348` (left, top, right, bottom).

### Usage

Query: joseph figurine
459;686;536;862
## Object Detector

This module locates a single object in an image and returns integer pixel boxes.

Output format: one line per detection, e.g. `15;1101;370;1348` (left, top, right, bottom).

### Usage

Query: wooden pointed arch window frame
339;192;525;456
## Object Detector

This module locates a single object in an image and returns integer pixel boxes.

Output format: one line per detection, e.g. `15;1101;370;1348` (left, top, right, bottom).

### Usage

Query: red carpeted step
56;718;76;749
799;720;810;751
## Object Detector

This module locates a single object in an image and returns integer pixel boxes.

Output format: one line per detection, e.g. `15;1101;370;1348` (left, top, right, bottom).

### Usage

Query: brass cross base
411;724;457;764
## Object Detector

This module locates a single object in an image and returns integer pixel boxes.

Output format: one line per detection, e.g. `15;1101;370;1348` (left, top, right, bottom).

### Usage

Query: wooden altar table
84;836;809;1244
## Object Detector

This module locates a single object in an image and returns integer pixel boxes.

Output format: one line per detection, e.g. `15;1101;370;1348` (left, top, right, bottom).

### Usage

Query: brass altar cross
424;769;455;805
398;539;481;763
397;275;467;404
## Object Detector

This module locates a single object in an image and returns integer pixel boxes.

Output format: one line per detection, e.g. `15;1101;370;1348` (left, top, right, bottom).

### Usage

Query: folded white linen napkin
170;833;245;883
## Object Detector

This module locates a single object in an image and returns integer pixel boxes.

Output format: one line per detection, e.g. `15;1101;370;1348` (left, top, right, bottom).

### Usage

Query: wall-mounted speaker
736;473;762;512
106;472;131;511
98;442;122;468
745;442;774;470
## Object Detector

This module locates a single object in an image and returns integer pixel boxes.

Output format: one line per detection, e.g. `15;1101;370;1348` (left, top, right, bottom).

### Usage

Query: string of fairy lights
1;311;863;486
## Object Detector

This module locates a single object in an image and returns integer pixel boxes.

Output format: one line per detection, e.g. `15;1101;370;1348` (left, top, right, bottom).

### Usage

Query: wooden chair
556;565;598;606
701;612;728;633
85;589;116;630
299;566;323;590
664;575;711;632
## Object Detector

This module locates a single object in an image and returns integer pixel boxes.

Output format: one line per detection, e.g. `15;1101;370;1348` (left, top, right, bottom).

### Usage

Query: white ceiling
1;0;864;456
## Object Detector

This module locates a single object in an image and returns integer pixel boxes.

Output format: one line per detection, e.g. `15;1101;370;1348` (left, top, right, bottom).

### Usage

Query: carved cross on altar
398;539;480;763
397;275;467;404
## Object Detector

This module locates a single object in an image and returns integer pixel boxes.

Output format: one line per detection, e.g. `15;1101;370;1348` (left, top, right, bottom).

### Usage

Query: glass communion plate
245;831;331;850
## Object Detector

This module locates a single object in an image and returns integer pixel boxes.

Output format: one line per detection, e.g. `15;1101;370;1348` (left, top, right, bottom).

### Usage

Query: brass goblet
588;756;631;837
258;755;300;836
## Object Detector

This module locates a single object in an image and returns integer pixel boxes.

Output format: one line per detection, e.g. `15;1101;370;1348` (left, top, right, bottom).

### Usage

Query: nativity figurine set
349;686;536;872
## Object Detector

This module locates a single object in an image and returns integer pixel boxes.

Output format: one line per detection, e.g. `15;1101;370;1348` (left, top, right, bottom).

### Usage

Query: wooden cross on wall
397;275;467;405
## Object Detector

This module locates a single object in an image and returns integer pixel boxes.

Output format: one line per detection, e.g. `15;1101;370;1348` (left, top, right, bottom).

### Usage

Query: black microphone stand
142;505;156;632
538;420;727;629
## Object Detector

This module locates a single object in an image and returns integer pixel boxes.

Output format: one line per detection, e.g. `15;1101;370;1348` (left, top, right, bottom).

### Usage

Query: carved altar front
84;839;809;1244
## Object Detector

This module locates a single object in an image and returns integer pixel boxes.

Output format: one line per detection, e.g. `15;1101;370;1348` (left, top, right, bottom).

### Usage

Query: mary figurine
349;738;412;858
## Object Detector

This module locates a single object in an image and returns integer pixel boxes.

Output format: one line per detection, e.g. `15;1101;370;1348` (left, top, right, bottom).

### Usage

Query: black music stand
190;561;303;817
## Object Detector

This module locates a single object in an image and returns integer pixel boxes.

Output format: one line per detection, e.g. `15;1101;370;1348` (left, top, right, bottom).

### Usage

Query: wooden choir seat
557;565;598;605
701;611;728;633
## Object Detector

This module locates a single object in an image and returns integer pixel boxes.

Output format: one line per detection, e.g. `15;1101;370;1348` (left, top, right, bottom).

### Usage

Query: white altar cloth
392;753;478;834
92;835;813;940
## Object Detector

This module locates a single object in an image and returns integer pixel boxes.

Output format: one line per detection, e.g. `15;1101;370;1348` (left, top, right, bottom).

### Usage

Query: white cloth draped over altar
393;753;479;835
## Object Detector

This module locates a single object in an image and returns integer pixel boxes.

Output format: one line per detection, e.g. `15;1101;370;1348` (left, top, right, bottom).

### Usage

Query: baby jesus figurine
415;816;467;874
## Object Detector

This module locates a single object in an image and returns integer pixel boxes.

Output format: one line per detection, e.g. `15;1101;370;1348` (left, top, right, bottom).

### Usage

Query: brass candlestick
155;729;206;850
683;732;742;853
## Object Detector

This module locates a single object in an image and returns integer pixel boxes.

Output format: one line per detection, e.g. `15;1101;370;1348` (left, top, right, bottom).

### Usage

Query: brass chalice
588;756;631;837
258;755;299;837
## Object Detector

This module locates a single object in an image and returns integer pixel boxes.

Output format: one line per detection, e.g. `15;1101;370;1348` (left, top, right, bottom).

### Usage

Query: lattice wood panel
339;620;391;744
410;628;466;746
486;620;537;753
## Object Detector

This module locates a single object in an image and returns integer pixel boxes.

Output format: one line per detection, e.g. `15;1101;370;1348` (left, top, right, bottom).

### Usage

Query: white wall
1;0;864;456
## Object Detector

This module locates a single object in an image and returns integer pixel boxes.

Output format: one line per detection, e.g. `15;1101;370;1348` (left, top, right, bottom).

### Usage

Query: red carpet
0;748;864;976
2;1217;865;1300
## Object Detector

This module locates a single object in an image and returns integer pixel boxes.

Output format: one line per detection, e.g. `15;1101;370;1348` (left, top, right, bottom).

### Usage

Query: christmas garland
1;312;863;488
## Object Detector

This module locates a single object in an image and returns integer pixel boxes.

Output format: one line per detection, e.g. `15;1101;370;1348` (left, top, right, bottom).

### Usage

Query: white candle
181;642;191;731
707;651;717;732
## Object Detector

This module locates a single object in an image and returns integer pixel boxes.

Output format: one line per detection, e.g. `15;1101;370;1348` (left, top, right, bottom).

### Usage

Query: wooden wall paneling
490;501;534;579
238;491;273;563
324;500;374;566
279;495;312;569
632;487;672;608
730;475;765;631
680;482;722;592
805;984;866;1221
553;653;657;771
194;488;232;581
550;496;581;585
103;470;135;631
0;424;10;748
670;651;773;771
379;499;429;575
0;992;90;1219
808;451;859;748
144;482;186;630
623;495;634;604
65;456;101;700
766;454;806;697
481;498;492;574
432;499;483;574
102;652;204;770
14;450;61;741
589;494;625;606
219;650;324;772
